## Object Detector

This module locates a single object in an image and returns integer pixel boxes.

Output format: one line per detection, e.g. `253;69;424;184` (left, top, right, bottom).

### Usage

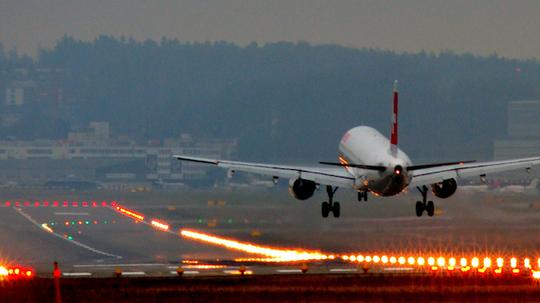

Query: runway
1;188;540;279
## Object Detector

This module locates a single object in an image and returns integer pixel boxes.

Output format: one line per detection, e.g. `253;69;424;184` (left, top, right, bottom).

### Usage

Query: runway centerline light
407;257;415;265
460;258;467;267
381;256;388;264
373;255;380;263
365;256;372;263
449;258;456;267
398;257;406;265
417;257;425;266
389;256;397;264
427;257;435;266
357;255;365;262
496;258;504;268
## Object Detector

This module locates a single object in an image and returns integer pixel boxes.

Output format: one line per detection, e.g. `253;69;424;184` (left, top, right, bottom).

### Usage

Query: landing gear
321;185;340;218
358;191;368;202
416;185;435;217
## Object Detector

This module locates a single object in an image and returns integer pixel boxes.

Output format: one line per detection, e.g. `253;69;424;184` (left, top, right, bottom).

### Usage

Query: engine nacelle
288;178;317;200
431;178;457;199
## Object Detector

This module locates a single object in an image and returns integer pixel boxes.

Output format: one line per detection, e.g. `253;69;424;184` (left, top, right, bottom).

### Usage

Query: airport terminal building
494;100;540;160
0;122;237;189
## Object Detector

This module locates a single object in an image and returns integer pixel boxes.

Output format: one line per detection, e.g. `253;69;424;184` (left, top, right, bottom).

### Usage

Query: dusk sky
1;0;539;59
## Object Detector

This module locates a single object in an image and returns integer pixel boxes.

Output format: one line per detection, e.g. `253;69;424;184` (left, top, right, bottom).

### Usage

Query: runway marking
74;263;167;268
54;212;90;216
62;272;92;277
383;267;414;271
329;268;358;272
276;269;303;273
14;207;122;260
121;271;146;276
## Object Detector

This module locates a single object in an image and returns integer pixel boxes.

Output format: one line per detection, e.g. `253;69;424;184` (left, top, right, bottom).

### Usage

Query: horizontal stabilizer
406;160;476;171
319;161;387;172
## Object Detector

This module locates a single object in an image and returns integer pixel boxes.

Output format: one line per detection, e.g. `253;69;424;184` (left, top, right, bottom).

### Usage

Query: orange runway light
427;257;435;266
381;256;388;264
512;268;520;274
437;257;445;267
407;257;415;265
0;266;8;276
389;256;397;264
494;268;503;274
533;271;540;279
398;257;406;265
357;255;365;262
373;255;380;263
483;258;492;269
41;223;54;233
150;219;170;231
510;258;517;269
365;256;372;263
183;264;227;269
524;258;531;269
461;266;471;272
180;229;328;262
460;258;467;267
115;205;145;221
448;258;456;267
496;258;504;268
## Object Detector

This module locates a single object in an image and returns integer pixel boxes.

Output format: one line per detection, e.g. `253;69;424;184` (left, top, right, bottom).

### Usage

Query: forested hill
2;36;540;162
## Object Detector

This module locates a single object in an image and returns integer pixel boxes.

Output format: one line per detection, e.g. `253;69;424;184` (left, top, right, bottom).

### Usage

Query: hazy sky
1;0;539;59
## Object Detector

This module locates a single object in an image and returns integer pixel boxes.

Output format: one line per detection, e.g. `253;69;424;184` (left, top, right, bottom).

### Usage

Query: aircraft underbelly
367;174;408;196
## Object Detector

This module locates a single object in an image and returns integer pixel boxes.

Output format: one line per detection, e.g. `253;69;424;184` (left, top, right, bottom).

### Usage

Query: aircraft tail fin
390;80;399;154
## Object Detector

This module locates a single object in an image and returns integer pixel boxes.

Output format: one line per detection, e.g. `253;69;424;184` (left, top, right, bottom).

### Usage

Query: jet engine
288;178;317;200
431;178;457;199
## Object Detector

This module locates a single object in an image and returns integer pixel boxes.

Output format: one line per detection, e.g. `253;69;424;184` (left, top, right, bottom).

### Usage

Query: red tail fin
390;80;399;149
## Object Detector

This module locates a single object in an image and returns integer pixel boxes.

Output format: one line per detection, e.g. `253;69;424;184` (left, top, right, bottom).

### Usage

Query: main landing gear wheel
415;201;423;217
415;185;435;217
322;201;330;218
321;186;340;218
426;201;435;217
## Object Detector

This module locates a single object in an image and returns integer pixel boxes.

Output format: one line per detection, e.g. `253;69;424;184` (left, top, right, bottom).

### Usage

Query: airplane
175;81;540;218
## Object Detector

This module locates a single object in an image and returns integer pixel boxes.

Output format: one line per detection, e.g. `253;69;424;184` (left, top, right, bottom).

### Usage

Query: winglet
390;80;399;154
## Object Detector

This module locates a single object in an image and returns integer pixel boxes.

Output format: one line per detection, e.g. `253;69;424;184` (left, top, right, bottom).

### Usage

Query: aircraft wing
410;156;540;187
175;155;355;187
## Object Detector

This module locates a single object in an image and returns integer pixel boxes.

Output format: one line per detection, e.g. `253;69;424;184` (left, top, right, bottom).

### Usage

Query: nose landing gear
322;185;340;218
416;185;434;217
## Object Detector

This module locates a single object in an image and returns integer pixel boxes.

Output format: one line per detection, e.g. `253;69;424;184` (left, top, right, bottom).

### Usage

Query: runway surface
1;188;540;278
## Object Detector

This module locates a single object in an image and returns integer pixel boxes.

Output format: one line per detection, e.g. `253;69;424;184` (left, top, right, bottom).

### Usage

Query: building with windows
494;100;540;160
0;122;237;187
